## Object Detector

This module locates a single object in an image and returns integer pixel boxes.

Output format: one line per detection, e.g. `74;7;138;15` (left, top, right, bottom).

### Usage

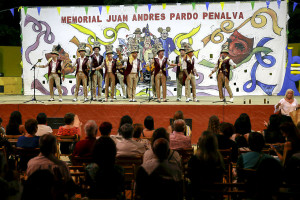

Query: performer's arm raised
37;58;52;68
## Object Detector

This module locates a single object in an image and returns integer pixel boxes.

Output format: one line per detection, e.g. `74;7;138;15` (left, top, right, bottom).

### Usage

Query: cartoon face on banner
21;2;287;97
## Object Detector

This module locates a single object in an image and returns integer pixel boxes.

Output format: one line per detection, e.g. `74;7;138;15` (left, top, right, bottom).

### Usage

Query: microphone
30;58;43;70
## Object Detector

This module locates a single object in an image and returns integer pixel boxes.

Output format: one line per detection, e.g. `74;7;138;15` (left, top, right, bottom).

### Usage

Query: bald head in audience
153;138;170;162
39;134;57;157
85;120;98;138
173;119;186;133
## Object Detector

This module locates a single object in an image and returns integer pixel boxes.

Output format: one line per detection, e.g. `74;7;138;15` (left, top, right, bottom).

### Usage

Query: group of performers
37;41;236;103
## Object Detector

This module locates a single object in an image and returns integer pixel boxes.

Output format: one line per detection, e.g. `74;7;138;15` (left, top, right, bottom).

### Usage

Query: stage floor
0;95;290;105
0;95;295;144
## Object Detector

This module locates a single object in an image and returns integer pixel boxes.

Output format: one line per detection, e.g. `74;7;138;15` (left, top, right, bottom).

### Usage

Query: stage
0;95;294;144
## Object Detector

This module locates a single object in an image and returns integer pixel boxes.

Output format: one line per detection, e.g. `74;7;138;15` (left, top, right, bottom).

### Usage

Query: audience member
233;113;252;141
0;118;5;135
57;113;81;154
116;123;145;157
111;115;133;143
73;120;98;157
143;127;181;169
133;123;151;150
16;119;39;148
263;114;285;144
6;111;26;135
218;122;238;162
99;121;113;136
167;111;192;137
0;134;12;158
237;132;283;199
85;136;125;199
27;134;71;182
35;113;53;136
207;115;221;135
136;138;183;200
169;119;191;150
143;116;155;137
187;131;224;200
232;117;250;148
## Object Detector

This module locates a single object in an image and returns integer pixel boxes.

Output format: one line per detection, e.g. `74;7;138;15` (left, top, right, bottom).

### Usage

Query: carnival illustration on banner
20;1;289;97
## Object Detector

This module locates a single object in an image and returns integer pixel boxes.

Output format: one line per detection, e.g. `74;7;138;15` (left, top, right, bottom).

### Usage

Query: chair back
219;148;232;183
70;156;93;166
14;147;40;172
56;135;80;157
5;135;22;144
175;148;194;166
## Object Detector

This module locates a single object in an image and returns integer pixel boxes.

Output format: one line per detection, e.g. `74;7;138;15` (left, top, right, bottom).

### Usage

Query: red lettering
221;12;225;19
182;13;186;20
132;14;137;21
226;12;231;19
67;16;71;23
97;16;102;22
161;13;165;20
118;15;122;21
233;12;238;19
239;12;244;19
187;13;192;20
123;15;128;22
214;12;219;19
193;13;198;19
61;16;66;23
155;13;159;20
143;14;148;21
72;16;77;23
78;16;82;23
83;16;88;23
149;14;154;20
138;14;143;21
170;13;175;20
209;12;213;19
203;12;208;19
92;16;96;23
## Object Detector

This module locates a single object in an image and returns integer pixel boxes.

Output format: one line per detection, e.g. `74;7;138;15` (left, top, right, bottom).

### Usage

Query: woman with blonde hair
275;89;299;116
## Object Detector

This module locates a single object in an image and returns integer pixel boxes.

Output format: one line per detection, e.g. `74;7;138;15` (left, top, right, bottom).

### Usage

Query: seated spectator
218;122;238;162
143;127;181;169
27;134;71;183
86;136;125;199
16;119;39;148
73;120;97;157
0;117;5;135
57;113;81;154
167;111;192;137
136;138;183;200
133;124;151;150
116;123;145;157
6;111;26;135
207;115;221;135
232;113;252;142
263;114;285;144
143;116;154;137
237;132;283;199
0;134;12;159
99;121;112;136
187;131;224;200
285;152;300;194
169;119;192;150
35;113;53;136
111;115;133;143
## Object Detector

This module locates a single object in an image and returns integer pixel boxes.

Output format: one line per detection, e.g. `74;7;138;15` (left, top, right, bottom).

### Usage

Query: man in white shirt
123;46;144;102
35;113;53;136
116;123;145;157
37;45;65;102
90;41;104;101
72;43;90;102
209;44;236;102
96;45;117;102
151;47;177;102
182;45;199;102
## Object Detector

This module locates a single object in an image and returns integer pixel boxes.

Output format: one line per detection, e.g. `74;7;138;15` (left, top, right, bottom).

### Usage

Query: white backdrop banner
21;1;288;97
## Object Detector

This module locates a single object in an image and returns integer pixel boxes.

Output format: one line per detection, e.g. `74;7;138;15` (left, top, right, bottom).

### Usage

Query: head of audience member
22;169;55;200
118;115;133;133
234;113;251;135
151;127;170;147
9;111;22;125
92;136;116;167
144;116;154;131
280;122;300;152
220;122;235;139
99;122;113;136
173;119;186;133
64;113;75;125
173;110;185;120
85;120;98;138
25;119;38;136
36;113;47;125
248;132;265;152
197;131;222;163
39;134;57;157
153;138;170;162
133;124;144;139
119;123;134;139
280;115;293;124
267;114;281;131
207;115;220;135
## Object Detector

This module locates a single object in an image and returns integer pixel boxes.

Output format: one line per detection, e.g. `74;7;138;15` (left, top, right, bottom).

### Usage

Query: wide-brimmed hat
179;42;188;51
105;45;113;54
51;45;61;55
157;46;165;54
221;42;229;53
131;45;139;54
133;28;142;35
78;43;86;52
93;41;101;50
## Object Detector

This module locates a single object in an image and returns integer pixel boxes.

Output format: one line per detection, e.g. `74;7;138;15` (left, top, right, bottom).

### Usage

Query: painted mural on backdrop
21;2;288;97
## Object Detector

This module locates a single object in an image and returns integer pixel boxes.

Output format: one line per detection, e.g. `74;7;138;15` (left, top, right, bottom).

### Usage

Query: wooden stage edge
0;95;296;144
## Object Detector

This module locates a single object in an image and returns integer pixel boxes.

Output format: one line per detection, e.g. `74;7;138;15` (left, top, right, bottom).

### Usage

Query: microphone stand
24;59;44;103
